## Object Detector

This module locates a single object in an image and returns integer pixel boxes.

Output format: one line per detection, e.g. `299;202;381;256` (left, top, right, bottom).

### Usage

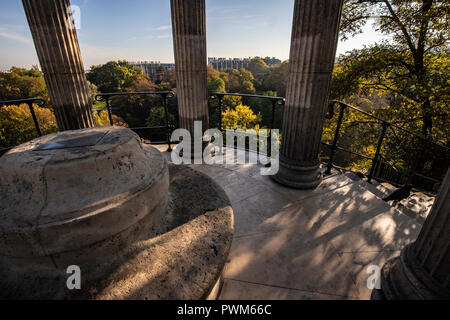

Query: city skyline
0;0;385;70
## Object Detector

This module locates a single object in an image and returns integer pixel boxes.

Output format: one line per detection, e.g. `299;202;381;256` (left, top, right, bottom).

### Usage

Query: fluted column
272;0;343;189
23;0;94;131
374;167;450;299
170;0;209;136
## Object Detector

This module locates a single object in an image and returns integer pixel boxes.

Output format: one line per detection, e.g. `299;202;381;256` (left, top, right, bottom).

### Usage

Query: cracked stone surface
0;133;233;300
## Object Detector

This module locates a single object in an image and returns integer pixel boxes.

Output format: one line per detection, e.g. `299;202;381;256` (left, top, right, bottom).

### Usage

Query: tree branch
382;0;417;55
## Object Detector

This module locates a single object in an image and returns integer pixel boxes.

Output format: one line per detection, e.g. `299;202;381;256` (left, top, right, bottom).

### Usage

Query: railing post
368;121;389;183
162;93;172;152
326;102;346;175
105;97;113;126
217;94;223;131
26;101;42;137
267;99;279;158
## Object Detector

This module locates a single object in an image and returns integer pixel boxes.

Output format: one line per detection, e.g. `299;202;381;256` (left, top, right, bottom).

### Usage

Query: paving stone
219;279;352;300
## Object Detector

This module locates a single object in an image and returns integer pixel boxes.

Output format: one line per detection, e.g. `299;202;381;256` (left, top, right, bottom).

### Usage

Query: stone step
343;173;428;224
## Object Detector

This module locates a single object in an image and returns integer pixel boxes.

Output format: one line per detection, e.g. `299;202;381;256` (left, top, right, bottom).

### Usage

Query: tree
222;105;262;130
338;0;449;138
87;81;99;105
0;104;58;148
0;67;49;103
248;57;269;89
207;66;226;94
161;67;177;88
226;68;256;94
110;78;161;129
261;61;289;96
87;60;149;93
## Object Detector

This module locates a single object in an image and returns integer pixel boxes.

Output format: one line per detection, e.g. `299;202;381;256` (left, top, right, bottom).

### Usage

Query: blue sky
0;0;384;70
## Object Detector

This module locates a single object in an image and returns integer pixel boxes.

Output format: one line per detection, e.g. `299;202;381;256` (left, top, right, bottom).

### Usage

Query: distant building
131;61;175;80
131;56;283;77
261;56;282;66
208;56;282;71
208;57;251;71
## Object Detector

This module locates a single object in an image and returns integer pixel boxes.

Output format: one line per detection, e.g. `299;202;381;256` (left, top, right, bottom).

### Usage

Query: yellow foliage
0;104;58;148
94;110;129;128
222;105;262;130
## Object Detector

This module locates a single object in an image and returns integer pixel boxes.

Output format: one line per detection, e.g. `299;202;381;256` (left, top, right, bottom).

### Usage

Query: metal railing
209;92;285;157
95;91;175;151
323;100;449;191
0;98;45;155
209;92;285;131
1;93;448;192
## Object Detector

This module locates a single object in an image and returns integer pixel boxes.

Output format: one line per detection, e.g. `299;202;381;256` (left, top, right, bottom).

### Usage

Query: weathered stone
272;0;343;189
0;138;234;299
375;168;450;299
0;127;168;257
22;0;94;130
170;0;209;138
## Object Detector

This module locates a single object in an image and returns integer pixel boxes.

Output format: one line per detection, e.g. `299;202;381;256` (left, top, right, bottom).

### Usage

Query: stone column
374;167;450;299
23;0;94;131
170;0;209;137
272;0;343;189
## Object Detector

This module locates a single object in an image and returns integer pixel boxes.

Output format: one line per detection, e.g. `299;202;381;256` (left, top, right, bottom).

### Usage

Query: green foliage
158;81;173;91
160;67;176;88
207;76;226;94
338;0;450;138
87;81;100;105
87;60;149;93
146;106;175;127
261;61;289;96
0;67;49;103
248;58;269;89
226;68;256;94
94;110;129;128
322;0;450;184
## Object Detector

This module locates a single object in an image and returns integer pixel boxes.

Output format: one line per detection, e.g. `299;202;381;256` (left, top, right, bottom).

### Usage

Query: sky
0;0;385;70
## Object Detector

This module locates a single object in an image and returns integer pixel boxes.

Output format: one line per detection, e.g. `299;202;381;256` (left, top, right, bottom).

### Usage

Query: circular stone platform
0;127;233;300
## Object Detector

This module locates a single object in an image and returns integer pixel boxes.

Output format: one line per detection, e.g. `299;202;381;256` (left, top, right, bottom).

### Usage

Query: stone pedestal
22;0;94;130
0;128;169;297
374;168;450;299
170;0;209;137
272;0;343;189
0;127;233;299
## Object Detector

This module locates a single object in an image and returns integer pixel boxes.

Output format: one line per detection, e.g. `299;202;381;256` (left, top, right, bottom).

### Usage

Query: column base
271;156;322;189
373;244;450;300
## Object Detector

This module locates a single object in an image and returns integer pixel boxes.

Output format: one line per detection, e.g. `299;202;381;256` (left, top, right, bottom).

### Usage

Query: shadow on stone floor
151;145;423;300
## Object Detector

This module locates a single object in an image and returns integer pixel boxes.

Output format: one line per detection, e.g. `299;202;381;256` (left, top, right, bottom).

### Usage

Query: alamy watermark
366;265;381;290
66;265;81;290
67;5;81;30
170;121;280;175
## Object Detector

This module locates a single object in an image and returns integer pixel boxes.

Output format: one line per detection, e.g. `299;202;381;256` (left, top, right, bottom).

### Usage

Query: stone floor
152;145;423;300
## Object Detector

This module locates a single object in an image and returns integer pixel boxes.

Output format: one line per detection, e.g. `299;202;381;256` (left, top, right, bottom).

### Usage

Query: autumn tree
207;66;226;94
222;105;262;130
337;0;449;139
261;61;289;96
248;58;269;89
226;68;256;94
